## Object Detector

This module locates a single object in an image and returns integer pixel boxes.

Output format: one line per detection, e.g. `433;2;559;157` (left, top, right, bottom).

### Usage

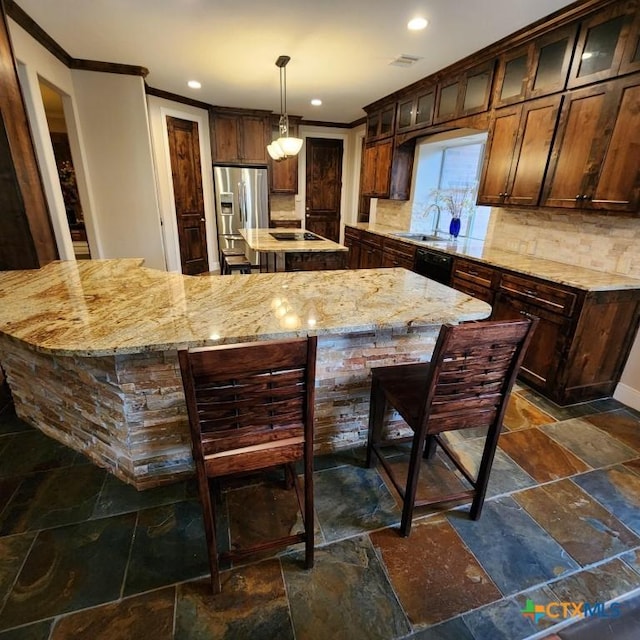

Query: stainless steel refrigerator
213;166;269;268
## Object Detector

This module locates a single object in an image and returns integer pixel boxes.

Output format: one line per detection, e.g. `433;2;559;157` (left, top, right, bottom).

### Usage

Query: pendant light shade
268;55;303;161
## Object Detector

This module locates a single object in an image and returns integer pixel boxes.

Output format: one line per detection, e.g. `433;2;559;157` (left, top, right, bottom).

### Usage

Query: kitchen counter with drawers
345;224;640;406
347;223;640;292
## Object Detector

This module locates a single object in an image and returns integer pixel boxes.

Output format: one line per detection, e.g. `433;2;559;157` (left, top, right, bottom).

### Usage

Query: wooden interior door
167;116;209;275
305;138;343;242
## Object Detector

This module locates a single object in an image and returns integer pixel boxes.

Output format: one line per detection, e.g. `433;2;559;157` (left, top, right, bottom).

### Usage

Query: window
411;130;491;241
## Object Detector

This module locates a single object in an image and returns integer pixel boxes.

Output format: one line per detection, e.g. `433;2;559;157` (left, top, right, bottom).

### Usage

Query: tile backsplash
372;200;412;230
489;209;640;278
270;194;299;220
374;199;640;278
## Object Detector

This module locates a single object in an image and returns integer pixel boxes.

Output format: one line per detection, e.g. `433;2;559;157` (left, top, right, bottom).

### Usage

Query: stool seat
220;247;245;257
223;255;251;275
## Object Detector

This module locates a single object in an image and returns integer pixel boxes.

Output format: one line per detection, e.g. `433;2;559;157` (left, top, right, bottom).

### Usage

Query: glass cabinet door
578;16;625;77
463;70;491;112
396;99;413;130
499;53;528;103
532;36;573;92
379;105;395;137
568;4;637;88
436;82;460;122
366;113;379;139
415;91;435;126
494;25;576;107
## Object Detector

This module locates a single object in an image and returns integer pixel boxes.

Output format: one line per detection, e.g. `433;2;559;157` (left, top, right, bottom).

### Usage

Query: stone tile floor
0;383;640;639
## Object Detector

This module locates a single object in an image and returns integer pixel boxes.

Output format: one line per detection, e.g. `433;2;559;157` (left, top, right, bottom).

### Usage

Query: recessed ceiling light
311;98;322;106
187;80;202;89
408;17;428;31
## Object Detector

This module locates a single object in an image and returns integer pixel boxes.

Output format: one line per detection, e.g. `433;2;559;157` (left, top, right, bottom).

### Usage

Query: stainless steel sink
392;232;445;242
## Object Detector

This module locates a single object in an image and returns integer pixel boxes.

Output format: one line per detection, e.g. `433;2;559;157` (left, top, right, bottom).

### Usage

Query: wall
9;19;165;271
146;95;216;273
71;70;165;269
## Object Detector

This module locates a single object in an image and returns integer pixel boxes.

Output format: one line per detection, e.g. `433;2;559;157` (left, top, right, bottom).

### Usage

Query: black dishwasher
414;248;453;285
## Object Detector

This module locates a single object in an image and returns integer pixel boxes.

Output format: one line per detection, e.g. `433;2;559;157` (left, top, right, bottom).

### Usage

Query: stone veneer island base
0;260;490;489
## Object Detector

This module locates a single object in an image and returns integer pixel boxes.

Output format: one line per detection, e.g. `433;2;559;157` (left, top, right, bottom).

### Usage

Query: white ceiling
15;0;578;123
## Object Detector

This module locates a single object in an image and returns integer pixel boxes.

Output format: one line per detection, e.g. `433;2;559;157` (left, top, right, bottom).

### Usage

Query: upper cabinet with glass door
396;85;436;133
493;25;577;107
568;1;640;88
433;61;495;124
366;102;396;141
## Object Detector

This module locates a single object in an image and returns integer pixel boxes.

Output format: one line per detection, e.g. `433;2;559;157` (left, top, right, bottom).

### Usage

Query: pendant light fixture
267;55;303;161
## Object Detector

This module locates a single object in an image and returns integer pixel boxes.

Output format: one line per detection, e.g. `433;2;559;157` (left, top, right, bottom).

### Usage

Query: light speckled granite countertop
350;223;640;292
0;259;490;356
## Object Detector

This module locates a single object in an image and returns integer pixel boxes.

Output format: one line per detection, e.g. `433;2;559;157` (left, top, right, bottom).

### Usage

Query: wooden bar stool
222;255;252;275
178;336;317;593
366;317;537;536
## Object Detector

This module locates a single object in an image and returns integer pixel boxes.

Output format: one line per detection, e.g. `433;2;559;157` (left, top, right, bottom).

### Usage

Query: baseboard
613;382;640;412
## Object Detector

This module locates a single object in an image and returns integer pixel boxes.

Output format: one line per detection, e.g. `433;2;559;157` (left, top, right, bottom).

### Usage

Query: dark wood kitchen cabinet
366;103;396;141
434;61;494;124
361;140;392;197
477;95;562;207
491;271;640;405
381;237;416;270
344;227;417;271
568;1;640;89
344;226;362;269
451;258;498;304
358;231;383;268
492;24;577;107
395;85;436;133
268;117;300;193
541;74;640;212
210;109;270;165
491;273;577;395
361;139;414;200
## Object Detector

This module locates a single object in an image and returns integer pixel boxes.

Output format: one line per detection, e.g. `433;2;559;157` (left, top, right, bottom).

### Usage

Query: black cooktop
270;232;323;241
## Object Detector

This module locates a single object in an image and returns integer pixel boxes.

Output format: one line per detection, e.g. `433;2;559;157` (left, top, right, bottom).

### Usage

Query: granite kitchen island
0;260;490;488
240;227;348;272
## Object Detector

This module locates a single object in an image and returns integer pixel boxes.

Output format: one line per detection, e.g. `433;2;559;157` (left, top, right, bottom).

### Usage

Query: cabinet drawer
382;249;415;270
498;273;577;316
360;231;384;249
451;277;494;303
383;237;416;260
452;259;496;289
344;227;362;242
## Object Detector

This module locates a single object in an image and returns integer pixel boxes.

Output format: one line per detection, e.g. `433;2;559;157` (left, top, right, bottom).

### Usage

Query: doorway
38;81;91;259
305;138;343;242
